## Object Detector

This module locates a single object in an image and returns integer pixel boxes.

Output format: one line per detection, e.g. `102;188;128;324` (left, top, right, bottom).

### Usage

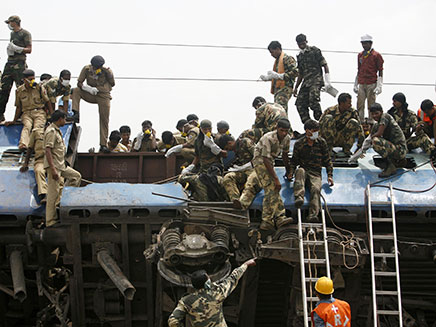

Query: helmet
315;276;334;295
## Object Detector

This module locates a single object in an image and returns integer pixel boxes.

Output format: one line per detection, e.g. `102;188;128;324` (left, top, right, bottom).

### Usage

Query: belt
24;108;45;112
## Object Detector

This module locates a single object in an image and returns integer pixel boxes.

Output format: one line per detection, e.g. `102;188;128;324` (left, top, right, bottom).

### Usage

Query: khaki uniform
72;65;115;146
168;264;247;327
289;136;332;220
44;123;81;226
15;84;48;147
0;28;32;118
132;135;157;152
319;104;364;154
239;131;291;225
222;137;255;201
28;128;47;196
357;83;376;121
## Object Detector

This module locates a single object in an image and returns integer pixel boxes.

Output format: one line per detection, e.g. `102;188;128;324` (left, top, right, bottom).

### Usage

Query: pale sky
1;0;435;151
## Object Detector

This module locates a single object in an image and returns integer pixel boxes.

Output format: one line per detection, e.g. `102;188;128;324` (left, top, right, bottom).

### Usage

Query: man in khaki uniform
0;15;32;122
20;128;47;203
5;69;52;150
44;110;81;227
72;55;115;152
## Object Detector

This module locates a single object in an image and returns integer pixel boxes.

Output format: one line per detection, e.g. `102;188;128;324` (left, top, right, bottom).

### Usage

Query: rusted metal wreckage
1;124;436;327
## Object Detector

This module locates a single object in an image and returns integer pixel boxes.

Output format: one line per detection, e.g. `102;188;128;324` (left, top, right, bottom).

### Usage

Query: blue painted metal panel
0;123;73;148
0;169;44;218
250;149;436;211
61;183;188;208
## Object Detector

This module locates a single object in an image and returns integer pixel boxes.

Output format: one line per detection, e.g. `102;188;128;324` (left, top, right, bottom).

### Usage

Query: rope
321;194;360;269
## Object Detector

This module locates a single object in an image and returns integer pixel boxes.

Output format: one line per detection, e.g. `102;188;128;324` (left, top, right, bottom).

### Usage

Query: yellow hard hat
315;276;334;295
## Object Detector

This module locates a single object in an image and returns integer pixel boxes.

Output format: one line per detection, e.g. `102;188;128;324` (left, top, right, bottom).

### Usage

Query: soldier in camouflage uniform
219;134;255;202
368;103;407;177
168;258;256;327
252;96;291;133
0;16;32;122
259;41;298;112
43;70;72;111
407;100;436;155
319;93;364;156
289;120;333;222
234;119;293;231
239;127;264;144
178;120;226;201
293;34;331;123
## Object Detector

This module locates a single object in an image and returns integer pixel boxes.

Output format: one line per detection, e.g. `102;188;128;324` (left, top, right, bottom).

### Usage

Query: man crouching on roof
177;119;228;202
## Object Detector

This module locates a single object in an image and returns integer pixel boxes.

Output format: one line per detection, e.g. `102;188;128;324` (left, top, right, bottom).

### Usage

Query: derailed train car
0;124;436;327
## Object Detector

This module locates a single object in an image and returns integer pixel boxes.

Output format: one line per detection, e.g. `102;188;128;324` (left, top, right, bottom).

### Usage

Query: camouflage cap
5;15;20;24
200;119;212;129
23;69;35;77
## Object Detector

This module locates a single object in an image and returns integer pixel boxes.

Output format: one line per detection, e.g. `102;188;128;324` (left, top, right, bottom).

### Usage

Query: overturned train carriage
0;124;436;327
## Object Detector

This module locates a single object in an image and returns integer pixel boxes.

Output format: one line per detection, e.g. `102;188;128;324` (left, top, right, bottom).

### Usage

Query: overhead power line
1;38;436;59
64;75;434;87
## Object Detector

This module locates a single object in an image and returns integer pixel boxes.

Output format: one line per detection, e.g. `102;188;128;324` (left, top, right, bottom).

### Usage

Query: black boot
67;110;80;123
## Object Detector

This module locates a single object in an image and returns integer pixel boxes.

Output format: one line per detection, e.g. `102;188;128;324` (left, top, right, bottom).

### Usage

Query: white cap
361;34;373;42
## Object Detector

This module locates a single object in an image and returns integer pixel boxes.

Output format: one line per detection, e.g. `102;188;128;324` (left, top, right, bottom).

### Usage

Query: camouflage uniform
319;104;364;154
272;53;298;112
239;131;291;225
387;107;435;154
295;46;327;123
0;28;32;119
253;102;290;133
43;77;71;107
371;113;407;161
178;134;224;201
289;136;332;219
223;137;255;201
239;128;264;144
168;263;248;327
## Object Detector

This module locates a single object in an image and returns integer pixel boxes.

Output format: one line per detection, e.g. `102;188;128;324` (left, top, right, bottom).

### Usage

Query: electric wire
2;38;436;59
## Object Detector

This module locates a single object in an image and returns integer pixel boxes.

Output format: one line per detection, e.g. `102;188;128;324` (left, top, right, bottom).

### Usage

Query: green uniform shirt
194;134;223;173
387;107;418;139
290;136;333;178
253;103;288;132
9;28;31;62
252;131;291;167
43;77;71;104
234;137;255;166
372;113;407;147
168;264;247;327
296;46;327;86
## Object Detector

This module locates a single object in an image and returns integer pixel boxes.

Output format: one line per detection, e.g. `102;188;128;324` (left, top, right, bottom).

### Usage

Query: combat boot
276;216;294;228
295;196;304;208
259;220;275;231
67;110;80;123
379;159;397;178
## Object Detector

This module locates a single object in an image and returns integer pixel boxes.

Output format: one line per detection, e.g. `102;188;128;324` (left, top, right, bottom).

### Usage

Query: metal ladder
366;183;403;327
298;208;331;327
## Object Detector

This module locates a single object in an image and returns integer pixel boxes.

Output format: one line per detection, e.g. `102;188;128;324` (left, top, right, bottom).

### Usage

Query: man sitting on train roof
186;113;199;127
165;120;199;163
4;69;53;151
407;99;436;157
177;119;228;201
159;130;195;165
132;120;158;152
367;103;407;177
319;92;364;157
119;125;132;152
219;134;255;204
108;130;129;153
214;120;231;144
